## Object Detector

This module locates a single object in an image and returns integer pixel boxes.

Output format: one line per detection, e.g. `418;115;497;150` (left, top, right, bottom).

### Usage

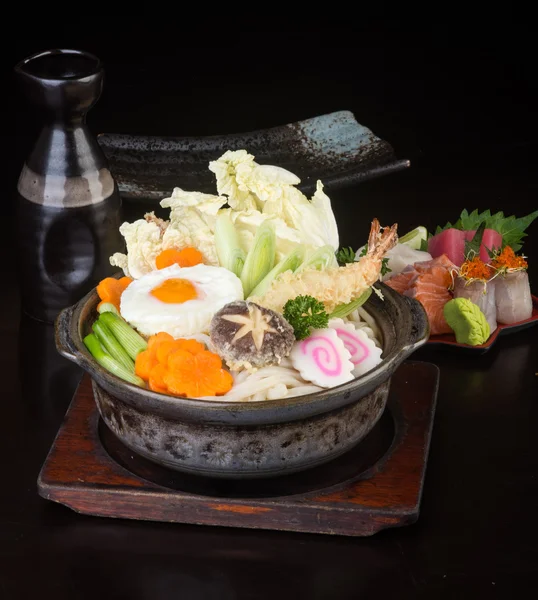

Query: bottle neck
26;121;108;178
46;112;87;127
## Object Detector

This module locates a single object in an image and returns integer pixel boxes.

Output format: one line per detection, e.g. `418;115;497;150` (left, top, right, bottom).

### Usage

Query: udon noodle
201;308;383;402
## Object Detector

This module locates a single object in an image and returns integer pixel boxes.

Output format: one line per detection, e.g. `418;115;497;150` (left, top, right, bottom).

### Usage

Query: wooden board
37;361;439;537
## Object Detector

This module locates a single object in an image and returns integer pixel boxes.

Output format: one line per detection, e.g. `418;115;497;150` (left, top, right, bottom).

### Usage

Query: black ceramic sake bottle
15;49;124;323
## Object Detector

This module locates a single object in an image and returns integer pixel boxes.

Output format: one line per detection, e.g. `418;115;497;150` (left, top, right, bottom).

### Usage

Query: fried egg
120;264;244;338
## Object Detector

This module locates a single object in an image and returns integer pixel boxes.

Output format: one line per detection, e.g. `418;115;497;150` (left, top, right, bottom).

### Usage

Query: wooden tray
37;361;439;537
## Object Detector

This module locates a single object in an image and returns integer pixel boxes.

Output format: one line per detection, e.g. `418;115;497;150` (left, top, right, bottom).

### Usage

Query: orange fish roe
135;333;232;397
459;257;494;281
96;276;133;311
491;246;528;271
155;247;204;269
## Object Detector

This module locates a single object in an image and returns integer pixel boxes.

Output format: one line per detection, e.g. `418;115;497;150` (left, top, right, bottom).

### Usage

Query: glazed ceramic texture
92;379;390;478
98;110;410;203
55;282;429;479
15;49;123;323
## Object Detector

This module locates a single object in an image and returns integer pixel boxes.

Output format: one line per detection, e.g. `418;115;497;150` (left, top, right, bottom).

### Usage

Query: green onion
240;221;276;297
98;312;147;360
83;334;144;386
329;288;373;319
249;245;305;298
297;245;337;272
97;302;120;316
214;211;246;277
93;318;135;372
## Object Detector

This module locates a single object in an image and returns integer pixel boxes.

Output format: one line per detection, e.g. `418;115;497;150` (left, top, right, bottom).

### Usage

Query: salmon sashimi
386;253;456;335
384;268;418;294
414;254;456;273
406;273;453;334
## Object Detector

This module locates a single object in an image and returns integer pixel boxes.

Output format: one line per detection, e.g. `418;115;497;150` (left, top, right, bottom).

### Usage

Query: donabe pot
55;283;429;479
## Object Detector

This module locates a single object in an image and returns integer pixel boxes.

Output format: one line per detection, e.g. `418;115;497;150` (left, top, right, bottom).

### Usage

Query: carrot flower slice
147;332;174;352
166;349;233;397
96;277;133;311
175;339;205;355
166;349;196;374
137;334;233;398
135;350;158;380
149;363;168;393
155;247;204;269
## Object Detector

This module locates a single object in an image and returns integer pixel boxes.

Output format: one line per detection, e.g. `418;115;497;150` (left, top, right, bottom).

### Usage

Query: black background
5;24;538;285
2;22;538;600
5;24;538;212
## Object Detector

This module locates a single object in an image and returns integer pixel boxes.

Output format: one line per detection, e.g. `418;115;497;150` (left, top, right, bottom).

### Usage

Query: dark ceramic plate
98;110;410;203
427;294;538;354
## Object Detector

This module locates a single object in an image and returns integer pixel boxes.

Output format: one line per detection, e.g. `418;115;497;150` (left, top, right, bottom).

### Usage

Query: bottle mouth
15;49;102;81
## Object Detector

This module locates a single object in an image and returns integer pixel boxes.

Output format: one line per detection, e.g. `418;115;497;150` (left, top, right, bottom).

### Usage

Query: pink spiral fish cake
290;328;354;388
328;318;383;378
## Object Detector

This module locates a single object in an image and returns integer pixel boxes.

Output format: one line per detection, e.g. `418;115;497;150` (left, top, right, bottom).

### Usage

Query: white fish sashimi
495;271;533;324
454;277;498;333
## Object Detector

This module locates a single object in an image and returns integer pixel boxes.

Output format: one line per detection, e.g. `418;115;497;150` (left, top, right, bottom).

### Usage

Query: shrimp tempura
250;219;398;314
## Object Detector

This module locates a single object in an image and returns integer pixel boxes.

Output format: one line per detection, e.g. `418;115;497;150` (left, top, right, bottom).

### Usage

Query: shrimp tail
366;218;398;259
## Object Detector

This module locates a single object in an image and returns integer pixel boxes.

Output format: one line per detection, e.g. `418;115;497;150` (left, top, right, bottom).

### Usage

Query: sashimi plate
98;110;410;203
427;295;538;353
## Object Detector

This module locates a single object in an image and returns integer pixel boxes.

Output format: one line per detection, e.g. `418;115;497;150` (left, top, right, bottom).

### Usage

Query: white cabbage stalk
112;150;341;280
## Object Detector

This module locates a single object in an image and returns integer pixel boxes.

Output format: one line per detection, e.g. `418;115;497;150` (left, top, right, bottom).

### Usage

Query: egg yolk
150;278;198;303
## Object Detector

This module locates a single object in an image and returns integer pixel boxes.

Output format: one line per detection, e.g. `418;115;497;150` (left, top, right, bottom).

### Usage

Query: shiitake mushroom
210;301;294;369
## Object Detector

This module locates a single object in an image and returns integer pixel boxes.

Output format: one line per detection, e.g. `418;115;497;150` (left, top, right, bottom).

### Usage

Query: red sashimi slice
464;229;503;263
428;228;502;266
428;229;466;265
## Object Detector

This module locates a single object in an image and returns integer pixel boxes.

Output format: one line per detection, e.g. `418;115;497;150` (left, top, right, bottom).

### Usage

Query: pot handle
401;295;430;354
54;305;80;364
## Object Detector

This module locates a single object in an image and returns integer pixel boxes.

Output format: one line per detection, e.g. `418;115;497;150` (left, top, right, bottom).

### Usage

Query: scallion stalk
97;302;120;316
297;245;337;272
214;211;246;277
240;221;276;297
329;288;373;319
83;334;144;386
93;318;135;372
249;245;305;298
98;312;147;360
